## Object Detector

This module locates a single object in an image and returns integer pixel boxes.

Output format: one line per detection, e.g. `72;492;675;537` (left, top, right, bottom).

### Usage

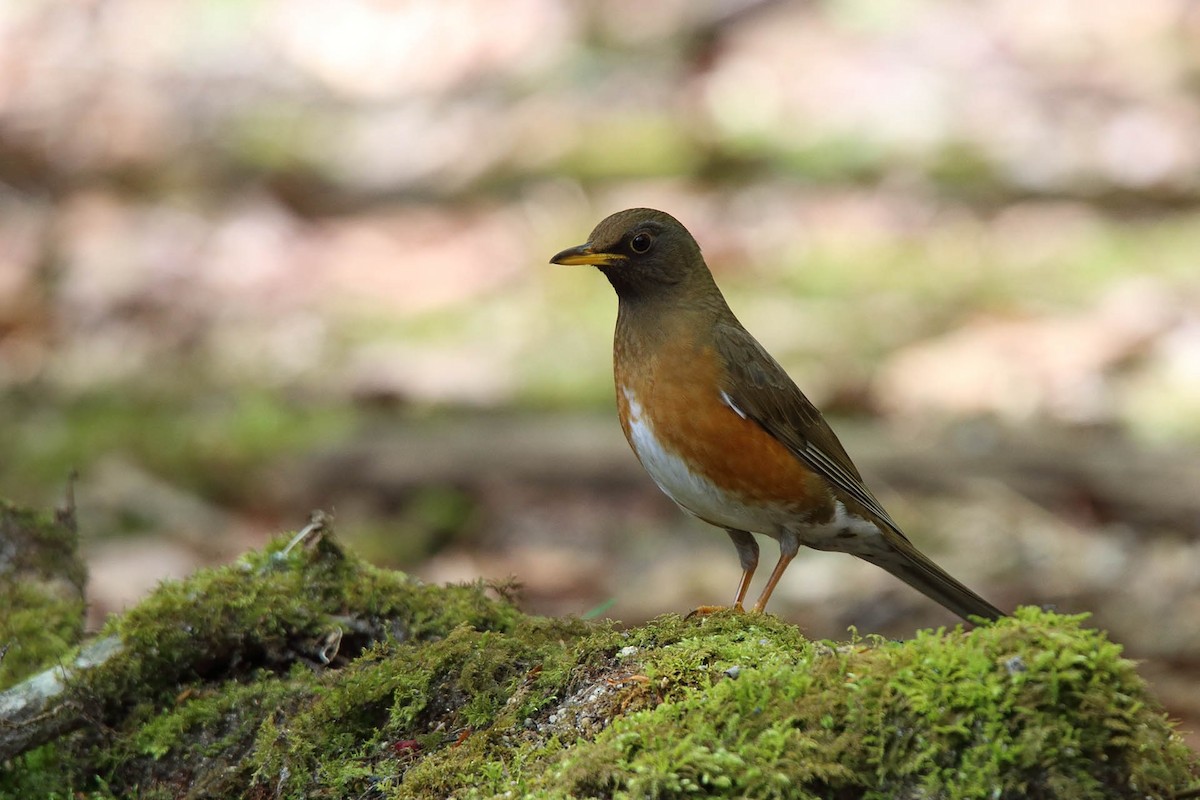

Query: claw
685;603;746;620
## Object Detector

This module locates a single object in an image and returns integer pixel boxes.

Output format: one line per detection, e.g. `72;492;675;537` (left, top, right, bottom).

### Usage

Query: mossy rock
0;519;1195;799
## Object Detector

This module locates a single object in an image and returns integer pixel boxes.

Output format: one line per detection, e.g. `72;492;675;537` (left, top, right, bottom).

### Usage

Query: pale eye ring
630;232;653;254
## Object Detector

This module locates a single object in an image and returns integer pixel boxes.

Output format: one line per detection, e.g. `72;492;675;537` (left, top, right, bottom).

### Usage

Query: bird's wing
713;320;908;539
715;321;1006;622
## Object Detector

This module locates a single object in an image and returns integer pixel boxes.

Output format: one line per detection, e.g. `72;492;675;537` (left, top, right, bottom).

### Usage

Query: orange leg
686;529;758;618
750;533;799;613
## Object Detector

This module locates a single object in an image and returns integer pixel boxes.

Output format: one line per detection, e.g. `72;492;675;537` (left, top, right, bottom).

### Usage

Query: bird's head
549;208;711;301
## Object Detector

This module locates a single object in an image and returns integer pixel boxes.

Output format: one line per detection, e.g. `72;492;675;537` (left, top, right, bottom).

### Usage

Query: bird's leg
686;529;758;619
726;529;759;610
750;532;800;613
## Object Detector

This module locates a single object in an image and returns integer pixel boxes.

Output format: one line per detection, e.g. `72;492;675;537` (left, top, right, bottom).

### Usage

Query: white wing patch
798;500;886;553
719;390;748;420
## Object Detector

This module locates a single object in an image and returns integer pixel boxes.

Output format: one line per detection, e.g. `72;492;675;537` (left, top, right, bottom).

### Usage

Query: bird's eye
630;232;653;254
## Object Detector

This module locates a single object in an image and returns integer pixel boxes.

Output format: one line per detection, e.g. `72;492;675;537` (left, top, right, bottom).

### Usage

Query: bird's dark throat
599;264;682;302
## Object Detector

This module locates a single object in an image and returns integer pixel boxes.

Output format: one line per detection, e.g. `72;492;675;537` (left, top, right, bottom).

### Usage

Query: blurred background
2;0;1199;742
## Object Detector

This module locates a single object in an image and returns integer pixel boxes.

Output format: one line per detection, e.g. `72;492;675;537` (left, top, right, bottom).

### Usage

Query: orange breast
615;336;832;522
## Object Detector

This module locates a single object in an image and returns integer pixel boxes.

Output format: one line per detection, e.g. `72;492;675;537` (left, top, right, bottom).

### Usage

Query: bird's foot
684;603;747;620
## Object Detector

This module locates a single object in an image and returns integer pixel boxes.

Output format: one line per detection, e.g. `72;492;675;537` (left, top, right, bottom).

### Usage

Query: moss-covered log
0;507;1196;799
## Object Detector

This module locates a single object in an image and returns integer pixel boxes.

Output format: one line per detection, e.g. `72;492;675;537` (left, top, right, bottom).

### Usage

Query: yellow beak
549;243;626;267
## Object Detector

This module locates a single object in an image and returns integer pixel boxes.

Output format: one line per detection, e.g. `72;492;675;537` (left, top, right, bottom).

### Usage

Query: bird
550;208;1005;623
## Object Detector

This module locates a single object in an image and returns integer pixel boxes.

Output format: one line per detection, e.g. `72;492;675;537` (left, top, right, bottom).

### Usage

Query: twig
0;636;123;761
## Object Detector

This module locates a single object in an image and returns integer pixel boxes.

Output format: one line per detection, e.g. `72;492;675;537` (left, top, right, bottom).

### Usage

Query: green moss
2;528;1195;800
542;608;1196;800
0;745;77;800
0;584;85;690
251;617;594;799
0;527;529;798
87;534;522;711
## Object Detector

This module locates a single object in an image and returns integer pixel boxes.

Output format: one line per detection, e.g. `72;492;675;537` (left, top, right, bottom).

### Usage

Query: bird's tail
859;533;1005;622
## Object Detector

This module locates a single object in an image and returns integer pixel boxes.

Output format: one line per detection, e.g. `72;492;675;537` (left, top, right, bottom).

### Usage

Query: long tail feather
859;534;1005;622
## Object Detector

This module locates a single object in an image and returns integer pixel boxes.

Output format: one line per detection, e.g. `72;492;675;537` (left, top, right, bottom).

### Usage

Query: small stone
1005;656;1027;674
724;665;741;679
617;645;638;658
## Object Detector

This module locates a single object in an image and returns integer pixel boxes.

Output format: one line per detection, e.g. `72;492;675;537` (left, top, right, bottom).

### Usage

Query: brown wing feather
715;322;1005;621
712;321;907;539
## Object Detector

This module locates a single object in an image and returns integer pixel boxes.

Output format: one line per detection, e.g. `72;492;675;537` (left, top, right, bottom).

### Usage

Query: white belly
622;388;783;533
622;387;885;549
